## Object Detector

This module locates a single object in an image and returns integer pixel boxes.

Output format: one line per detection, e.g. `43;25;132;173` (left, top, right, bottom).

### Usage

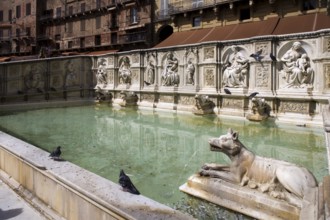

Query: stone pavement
0;180;46;220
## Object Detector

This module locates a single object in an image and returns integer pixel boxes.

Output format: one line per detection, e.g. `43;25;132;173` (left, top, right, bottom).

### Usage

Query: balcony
168;0;240;15
0;36;10;43
118;31;147;44
156;9;171;21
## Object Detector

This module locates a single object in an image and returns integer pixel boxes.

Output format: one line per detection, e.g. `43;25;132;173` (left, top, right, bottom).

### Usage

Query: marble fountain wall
93;31;330;126
0;31;330;219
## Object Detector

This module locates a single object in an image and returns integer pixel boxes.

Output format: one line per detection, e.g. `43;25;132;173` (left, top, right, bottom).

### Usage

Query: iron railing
168;0;240;15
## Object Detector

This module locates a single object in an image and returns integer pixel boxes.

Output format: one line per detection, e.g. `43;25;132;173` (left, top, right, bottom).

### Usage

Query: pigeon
250;49;263;62
270;53;277;62
224;88;231;94
144;81;151;86
37;88;43;93
119;169;140;195
248;92;259;99
49;146;62;159
50;87;57;92
17;90;24;95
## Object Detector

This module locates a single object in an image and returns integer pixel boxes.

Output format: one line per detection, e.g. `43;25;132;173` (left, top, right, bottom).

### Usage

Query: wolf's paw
199;169;210;177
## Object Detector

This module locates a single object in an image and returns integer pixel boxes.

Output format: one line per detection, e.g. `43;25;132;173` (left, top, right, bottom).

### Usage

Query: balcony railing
118;31;147;44
168;0;239;14
0;36;11;42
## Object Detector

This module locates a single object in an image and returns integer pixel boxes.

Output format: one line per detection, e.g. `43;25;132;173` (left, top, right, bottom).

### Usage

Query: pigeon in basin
49;146;62;160
119;169;140;195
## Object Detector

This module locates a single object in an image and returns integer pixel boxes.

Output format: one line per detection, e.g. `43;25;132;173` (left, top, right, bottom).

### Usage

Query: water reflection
0;104;327;211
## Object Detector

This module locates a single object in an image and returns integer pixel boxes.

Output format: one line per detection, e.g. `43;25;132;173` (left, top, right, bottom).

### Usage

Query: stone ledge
0;131;193;220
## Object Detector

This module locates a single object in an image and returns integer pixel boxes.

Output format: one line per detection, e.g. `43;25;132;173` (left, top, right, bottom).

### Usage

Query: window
16;28;20;37
96;0;101;8
55;34;61;41
81;3;86;13
81;20;85;31
192;16;201;27
9;10;12;22
16;5;21;18
192;0;203;8
130;7;138;24
160;0;168;18
0;30;3;39
303;0;317;10
26;3;31;16
96;17;101;29
26;27;31;36
239;8;250;21
0;11;3;22
111;13;117;28
95;35;101;46
68;6;73;16
80;37;85;48
68;41;73;48
67;22;73;33
111;33;117;44
56;7;61;18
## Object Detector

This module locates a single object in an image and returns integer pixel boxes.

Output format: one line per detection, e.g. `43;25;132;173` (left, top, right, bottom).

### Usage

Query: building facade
154;0;329;43
0;0;154;57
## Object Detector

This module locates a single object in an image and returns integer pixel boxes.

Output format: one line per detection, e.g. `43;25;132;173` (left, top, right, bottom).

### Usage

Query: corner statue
199;128;317;207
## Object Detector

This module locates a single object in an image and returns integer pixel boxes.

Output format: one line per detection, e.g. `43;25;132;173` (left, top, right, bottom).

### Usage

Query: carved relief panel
161;52;180;86
179;95;195;105
222;46;249;88
96;57;108;87
222;98;244;108
278;41;314;89
159;95;174;103
279;101;309;114
255;65;271;88
141;93;154;102
204;47;215;61
21;62;47;92
118;56;132;85
203;67;215;87
131;69;139;84
323;36;330;53
324;64;330;89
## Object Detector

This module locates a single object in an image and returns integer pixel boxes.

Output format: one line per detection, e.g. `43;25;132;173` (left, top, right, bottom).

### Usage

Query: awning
0;57;11;62
154;12;330;48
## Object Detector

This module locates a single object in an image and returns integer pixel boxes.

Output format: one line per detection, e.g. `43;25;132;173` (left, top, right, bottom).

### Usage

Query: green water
0;104;327;217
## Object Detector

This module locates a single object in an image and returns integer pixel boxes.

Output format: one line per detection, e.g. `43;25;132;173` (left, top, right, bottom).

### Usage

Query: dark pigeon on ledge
248;92;259;99
224;88;231;94
49;146;62;160
119;169;140;195
270;53;277;62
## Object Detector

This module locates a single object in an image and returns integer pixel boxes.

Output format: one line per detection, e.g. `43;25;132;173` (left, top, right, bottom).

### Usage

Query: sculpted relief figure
96;58;108;87
145;60;155;85
200;128;317;207
280;41;314;88
186;59;195;85
161;52;179;86
24;63;45;92
119;56;132;84
64;60;79;87
222;46;249;88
